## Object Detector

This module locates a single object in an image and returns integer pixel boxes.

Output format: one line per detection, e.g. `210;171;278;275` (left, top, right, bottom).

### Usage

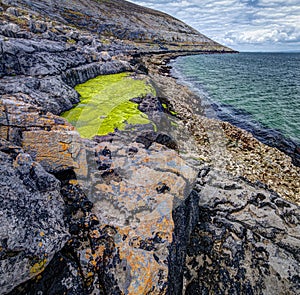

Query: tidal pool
61;72;156;138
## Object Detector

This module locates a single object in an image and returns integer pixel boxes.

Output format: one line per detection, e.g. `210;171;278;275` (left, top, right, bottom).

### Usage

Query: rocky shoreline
141;53;300;204
168;55;300;169
1;0;299;294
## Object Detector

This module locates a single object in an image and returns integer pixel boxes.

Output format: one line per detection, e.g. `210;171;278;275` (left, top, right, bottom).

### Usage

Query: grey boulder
0;139;69;294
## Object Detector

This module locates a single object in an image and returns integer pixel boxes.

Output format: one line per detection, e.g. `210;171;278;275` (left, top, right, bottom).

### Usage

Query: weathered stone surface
0;95;87;175
181;167;300;294
131;94;169;128
8;249;87;295
75;138;197;294
1;0;231;50
0;139;69;294
0;37;132;114
135;131;178;150
21;129;86;174
0;23;23;38
61;60;132;88
0;37;85;76
0;77;79;115
4;134;199;294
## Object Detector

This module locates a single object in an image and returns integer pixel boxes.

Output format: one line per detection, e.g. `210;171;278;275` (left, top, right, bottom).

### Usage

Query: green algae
62;73;156;138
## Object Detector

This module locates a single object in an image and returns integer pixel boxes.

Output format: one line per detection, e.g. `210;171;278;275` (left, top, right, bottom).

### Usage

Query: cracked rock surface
182;167;300;294
0;139;69;294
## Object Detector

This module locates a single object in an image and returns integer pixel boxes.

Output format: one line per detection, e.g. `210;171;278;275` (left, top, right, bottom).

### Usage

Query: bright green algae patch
62;73;156;138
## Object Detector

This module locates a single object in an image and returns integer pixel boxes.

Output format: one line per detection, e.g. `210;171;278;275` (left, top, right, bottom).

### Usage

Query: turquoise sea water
171;52;300;164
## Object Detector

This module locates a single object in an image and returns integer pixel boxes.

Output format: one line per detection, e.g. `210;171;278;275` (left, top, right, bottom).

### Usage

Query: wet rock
131;93;177;130
156;182;171;194
168;190;200;295
137;94;164;114
0;139;69;294
128;146;138;155
7;249;87;295
136;63;148;75
136;131;162;149
130;96;143;104
93;134;115;143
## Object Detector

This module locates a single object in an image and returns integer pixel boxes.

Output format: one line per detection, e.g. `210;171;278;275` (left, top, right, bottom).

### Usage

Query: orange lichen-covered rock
21;129;86;175
0;95;87;175
76;139;197;294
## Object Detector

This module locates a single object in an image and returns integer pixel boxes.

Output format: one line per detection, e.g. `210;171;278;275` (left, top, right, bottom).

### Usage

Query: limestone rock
0;139;69;294
0;0;298;294
0;36;87;76
0;77;79;115
0;95;87;175
29;20;48;34
75;139;197;294
0;23;21;38
3;134;199;294
61;60;132;88
181;167;300;294
1;0;231;51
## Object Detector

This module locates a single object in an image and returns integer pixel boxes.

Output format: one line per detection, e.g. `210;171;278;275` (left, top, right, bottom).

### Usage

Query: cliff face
0;0;299;294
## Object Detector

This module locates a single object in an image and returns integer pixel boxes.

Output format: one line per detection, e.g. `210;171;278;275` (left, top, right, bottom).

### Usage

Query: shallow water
171;52;300;164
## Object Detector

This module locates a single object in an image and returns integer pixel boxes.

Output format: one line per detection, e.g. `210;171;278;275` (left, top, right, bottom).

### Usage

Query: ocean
170;52;300;165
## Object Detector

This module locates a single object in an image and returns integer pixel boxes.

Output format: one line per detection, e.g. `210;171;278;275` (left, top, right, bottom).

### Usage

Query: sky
128;0;300;52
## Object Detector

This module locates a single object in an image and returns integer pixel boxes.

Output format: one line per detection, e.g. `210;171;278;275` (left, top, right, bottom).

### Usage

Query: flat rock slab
75;139;198;294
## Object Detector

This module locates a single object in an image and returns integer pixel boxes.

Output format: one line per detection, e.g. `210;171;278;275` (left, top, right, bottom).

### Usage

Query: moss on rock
62;73;156;138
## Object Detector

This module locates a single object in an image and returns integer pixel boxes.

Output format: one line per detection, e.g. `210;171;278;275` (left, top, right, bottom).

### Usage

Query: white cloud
128;0;300;51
